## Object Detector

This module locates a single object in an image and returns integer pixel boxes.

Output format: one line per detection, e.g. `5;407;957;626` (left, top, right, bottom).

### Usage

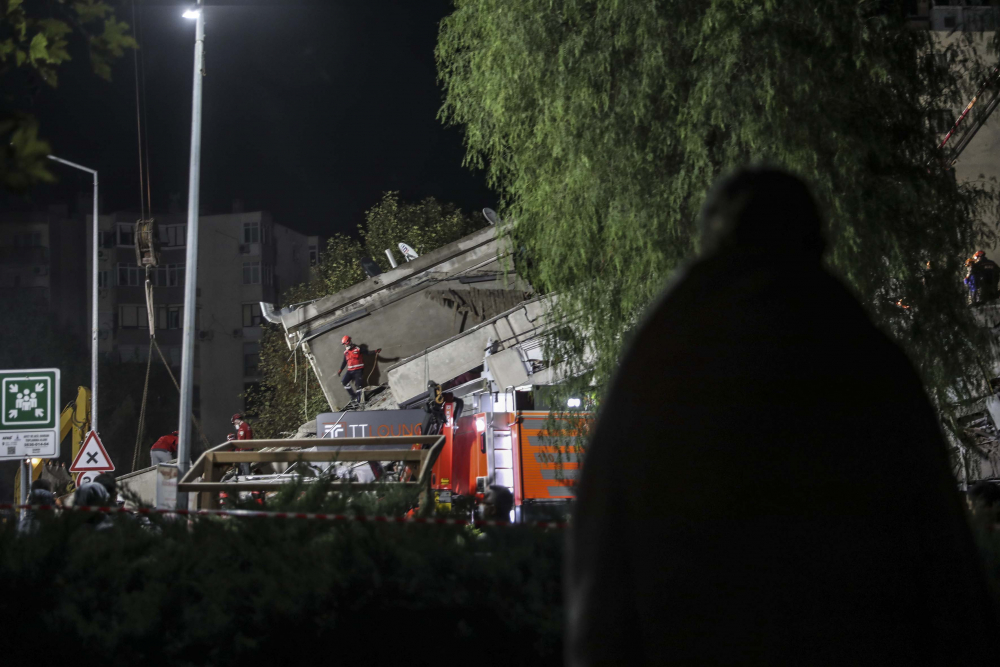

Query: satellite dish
360;256;383;278
398;242;419;262
482;208;499;225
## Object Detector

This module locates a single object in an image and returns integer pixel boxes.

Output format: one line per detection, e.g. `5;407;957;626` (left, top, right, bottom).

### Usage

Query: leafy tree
361;191;481;271
1;0;136;191
437;1;999;416
247;193;479;437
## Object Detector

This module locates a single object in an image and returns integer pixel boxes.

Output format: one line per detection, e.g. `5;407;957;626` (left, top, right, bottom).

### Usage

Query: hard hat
231;413;243;423
975;250;986;259
341;335;352;345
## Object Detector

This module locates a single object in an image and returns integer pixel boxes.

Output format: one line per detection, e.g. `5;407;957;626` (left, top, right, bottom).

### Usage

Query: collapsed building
265;224;587;519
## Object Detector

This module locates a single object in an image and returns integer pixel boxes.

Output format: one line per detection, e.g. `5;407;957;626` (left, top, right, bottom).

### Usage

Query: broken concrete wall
280;226;533;410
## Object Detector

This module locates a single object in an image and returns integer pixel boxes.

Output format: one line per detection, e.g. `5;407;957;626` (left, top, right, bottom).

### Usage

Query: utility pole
178;0;205;511
47;156;99;434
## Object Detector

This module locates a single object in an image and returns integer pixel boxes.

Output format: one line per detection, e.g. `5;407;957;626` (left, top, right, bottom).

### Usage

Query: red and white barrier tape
0;504;566;529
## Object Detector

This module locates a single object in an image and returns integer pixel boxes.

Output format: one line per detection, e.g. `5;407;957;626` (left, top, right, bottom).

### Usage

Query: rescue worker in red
337;335;380;402
149;431;178;466
232;413;253;476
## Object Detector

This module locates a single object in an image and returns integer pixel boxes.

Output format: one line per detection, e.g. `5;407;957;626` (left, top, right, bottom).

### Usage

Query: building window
160;224;187;247
242;303;262;327
242;221;260;244
243;342;260;377
118;304;143;329
167;263;185;287
116;223;135;247
243;261;261;284
309;244;318;266
263;264;273;286
168;306;182;329
117;263;142;287
13;232;42;247
155;305;183;330
97;270;110;289
100;231;115;249
168;346;181;368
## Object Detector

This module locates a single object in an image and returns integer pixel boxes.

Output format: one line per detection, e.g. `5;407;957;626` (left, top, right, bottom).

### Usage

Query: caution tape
0;504;567;529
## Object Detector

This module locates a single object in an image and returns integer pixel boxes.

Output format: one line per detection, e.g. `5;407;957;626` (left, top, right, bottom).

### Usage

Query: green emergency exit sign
0;368;60;461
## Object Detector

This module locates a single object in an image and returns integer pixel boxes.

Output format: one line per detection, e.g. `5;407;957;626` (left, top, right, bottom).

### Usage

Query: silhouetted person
19;479;55;534
970;250;1000;303
483;484;514;522
567;168;997;666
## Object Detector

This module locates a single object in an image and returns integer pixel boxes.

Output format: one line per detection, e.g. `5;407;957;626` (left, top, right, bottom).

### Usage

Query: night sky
8;0;494;237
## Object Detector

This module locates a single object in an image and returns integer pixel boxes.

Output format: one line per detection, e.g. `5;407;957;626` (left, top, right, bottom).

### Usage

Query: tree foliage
437;1;999;414
0;0;136;191
246;193;480;437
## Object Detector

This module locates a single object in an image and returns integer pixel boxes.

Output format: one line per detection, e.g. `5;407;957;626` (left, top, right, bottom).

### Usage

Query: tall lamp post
177;0;205;510
47;155;99;435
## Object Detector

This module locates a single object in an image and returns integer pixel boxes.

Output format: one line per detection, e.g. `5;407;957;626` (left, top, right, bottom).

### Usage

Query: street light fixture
46;155;99;437
176;0;205;511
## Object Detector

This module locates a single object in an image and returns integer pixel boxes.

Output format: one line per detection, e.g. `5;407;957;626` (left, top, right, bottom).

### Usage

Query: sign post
0;368;60;462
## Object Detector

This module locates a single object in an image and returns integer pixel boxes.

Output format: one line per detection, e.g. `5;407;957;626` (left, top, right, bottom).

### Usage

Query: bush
0;484;564;665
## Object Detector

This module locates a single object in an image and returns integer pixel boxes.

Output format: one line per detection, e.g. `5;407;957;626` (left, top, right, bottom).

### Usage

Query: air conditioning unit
198;330;214;341
232;328;243;338
239;244;250;254
97;249;106;260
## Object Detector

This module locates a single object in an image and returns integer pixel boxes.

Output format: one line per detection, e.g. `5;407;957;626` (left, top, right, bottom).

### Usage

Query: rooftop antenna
398;242;419;262
384;248;398;268
482;207;499;225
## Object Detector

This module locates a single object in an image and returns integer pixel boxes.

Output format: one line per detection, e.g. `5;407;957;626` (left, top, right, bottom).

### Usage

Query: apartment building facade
87;209;318;446
0;205;87;336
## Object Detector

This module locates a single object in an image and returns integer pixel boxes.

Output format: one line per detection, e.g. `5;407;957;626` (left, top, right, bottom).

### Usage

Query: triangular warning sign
70;431;115;472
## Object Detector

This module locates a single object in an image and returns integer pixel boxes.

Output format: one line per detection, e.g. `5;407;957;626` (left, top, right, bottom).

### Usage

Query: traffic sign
76;471;99;487
70;431;114;473
0;368;60;461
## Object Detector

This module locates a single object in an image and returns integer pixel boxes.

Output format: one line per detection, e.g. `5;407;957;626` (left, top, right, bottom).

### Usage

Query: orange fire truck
427;403;585;521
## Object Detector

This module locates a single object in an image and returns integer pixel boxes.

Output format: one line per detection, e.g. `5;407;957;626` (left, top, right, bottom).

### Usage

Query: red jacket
236;422;254;441
340;345;364;372
150;433;178;455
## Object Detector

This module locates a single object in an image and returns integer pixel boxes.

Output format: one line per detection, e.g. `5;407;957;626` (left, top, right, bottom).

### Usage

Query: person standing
231;413;253;476
567;168;997;666
970;250;1000;303
337;335;380;403
149;431;178;466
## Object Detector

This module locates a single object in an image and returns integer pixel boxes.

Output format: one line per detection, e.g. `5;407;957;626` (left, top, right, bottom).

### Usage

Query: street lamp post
47;155;99;436
177;1;205;510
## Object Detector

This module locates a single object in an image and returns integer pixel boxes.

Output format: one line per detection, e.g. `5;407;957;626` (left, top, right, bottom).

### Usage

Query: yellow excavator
13;386;91;501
